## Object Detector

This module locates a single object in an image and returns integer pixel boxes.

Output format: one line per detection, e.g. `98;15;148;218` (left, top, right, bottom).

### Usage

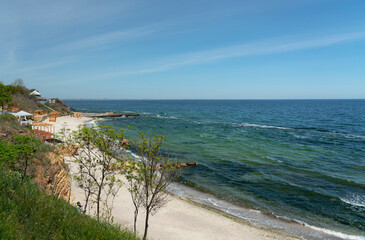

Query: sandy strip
49;116;297;240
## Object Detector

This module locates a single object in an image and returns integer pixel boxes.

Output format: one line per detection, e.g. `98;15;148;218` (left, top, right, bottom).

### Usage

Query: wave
340;133;365;139
340;194;365;208
155;114;178;119
193;120;292;130
169;182;365;240
85;119;99;128
238;123;292;130
300;222;365;240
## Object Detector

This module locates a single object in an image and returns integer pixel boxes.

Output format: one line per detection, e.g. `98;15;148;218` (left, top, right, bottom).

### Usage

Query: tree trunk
22;159;28;181
143;209;150;240
97;187;102;221
134;208;138;234
68;178;72;204
85;189;91;214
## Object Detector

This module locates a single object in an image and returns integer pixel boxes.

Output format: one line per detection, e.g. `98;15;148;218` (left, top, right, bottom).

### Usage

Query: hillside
1;81;70;115
0;166;138;240
0;105;140;239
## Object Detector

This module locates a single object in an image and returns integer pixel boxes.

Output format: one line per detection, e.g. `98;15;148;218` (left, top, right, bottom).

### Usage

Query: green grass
0;167;140;240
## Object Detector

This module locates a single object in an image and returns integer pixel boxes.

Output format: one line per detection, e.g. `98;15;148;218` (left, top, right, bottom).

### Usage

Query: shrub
0;167;139;240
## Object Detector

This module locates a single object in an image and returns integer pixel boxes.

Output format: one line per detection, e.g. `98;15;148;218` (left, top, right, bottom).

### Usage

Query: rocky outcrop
58;144;80;157
34;152;70;201
119;139;129;149
186;161;197;167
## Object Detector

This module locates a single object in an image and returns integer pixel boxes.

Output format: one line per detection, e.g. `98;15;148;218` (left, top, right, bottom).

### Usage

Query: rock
58;144;80;156
119;139;129;149
180;163;188;167
186;161;197;167
73;112;83;118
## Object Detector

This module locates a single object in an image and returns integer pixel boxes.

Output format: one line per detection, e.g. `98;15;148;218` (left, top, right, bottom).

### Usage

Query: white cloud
41;24;165;54
88;31;365;78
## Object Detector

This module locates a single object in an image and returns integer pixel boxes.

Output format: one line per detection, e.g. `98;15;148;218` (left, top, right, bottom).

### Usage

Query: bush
0;167;139;240
0;113;17;123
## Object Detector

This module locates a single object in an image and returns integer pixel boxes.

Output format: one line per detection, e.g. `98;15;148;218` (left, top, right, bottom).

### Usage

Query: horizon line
61;98;365;101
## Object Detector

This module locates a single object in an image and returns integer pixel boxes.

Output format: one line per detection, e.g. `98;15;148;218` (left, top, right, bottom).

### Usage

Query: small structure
33;110;48;122
11;110;33;125
32;123;55;142
29;90;41;98
39;98;57;104
49;111;61;122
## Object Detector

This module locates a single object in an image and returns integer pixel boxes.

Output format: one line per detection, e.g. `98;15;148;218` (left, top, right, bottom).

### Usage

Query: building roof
29;90;41;96
12;110;33;117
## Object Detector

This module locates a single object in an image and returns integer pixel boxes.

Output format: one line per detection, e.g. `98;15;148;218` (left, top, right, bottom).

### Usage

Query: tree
59;125;125;221
0;82;12;114
123;159;144;234
12;136;39;181
130;133;180;240
11;78;25;87
0;136;39;180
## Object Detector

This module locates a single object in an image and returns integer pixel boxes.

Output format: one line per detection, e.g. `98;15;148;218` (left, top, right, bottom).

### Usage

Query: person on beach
76;201;85;214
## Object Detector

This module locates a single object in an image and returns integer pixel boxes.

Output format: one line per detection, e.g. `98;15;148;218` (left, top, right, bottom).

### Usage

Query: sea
63;99;365;240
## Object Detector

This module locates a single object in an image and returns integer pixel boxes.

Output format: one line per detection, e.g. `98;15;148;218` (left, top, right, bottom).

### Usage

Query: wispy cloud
147;32;365;70
41;24;167;54
87;31;365;79
17;57;79;73
5;24;167;74
38;31;365;85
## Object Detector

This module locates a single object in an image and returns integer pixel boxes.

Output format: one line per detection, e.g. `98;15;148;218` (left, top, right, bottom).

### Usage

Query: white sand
50;116;297;240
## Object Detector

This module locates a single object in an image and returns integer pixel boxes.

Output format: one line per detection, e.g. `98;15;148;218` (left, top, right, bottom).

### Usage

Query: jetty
82;112;140;118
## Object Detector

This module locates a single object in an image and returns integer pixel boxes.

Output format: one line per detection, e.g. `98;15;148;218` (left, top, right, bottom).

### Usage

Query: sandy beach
50;116;297;240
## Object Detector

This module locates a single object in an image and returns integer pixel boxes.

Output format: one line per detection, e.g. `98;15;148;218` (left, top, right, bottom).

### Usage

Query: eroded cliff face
34;152;70;201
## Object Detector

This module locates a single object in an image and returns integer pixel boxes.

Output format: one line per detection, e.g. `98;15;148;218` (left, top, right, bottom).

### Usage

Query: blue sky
1;0;365;99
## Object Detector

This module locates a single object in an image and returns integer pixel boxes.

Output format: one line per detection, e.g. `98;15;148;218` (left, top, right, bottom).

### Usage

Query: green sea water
64;99;365;240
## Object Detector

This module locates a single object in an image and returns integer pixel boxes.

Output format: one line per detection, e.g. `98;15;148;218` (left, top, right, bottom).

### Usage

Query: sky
1;0;365;99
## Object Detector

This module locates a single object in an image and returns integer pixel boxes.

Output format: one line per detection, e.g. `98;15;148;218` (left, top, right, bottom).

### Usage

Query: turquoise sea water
64;100;365;239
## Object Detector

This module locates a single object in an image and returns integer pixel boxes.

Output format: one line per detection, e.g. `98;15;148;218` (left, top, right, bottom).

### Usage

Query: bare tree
123;160;144;234
131;133;180;240
73;170;97;214
11;78;25;87
59;125;124;221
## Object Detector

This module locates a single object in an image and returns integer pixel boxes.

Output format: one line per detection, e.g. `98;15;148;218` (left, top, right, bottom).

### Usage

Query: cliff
34;151;70;201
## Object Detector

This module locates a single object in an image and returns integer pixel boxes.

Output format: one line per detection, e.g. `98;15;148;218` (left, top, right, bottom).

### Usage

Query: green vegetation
0;167;138;240
60;126;181;240
59;125;125;222
1;135;39;181
0;82;12;114
0;79;70;114
1;80;181;239
126;134;180;240
0;113;140;240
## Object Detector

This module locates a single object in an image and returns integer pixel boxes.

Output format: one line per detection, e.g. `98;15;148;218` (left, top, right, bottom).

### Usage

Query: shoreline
49;116;363;240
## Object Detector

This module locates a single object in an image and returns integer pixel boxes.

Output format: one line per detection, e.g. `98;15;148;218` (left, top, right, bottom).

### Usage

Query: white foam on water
301;223;365;240
85;119;99;128
168;182;365;240
239;123;292;130
87;116;365;240
192;120;292;131
340;133;365;139
340;194;365;208
155;114;178;119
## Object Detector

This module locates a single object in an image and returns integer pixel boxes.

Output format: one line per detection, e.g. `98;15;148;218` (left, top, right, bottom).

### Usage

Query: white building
11;110;33;125
29;90;41;98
